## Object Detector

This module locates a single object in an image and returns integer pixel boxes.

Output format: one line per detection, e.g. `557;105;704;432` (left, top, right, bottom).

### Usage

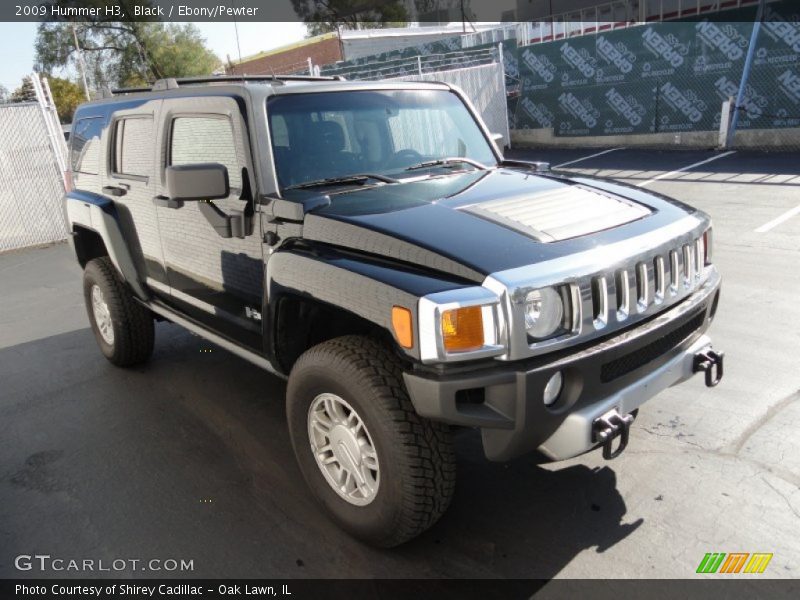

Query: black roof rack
106;74;345;96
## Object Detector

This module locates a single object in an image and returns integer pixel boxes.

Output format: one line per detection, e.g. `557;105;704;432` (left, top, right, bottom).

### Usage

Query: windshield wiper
285;173;398;190
404;157;489;172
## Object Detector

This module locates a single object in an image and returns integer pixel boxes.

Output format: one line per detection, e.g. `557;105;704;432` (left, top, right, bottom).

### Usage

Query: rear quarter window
113;117;154;178
70;117;104;175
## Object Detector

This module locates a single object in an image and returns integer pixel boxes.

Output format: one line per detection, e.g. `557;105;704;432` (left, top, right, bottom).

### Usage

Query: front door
153;96;264;351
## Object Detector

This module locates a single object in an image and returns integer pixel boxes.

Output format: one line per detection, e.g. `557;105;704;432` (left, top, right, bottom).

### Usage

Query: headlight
523;287;564;339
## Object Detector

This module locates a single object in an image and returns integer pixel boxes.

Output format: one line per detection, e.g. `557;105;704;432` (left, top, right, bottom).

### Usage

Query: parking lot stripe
755;203;800;233
638;151;736;187
553;147;624;168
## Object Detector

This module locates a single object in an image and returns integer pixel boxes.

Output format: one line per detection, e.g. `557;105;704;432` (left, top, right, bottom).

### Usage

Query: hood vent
459;184;651;242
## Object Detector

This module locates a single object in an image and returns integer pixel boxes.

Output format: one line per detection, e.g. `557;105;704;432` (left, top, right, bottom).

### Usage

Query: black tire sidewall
83;262;117;360
287;359;410;546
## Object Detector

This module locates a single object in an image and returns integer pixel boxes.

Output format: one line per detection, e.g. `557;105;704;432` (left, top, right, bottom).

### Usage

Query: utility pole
70;23;90;100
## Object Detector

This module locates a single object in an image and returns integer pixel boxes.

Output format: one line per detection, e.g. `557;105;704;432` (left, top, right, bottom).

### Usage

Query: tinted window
170;116;241;191
113;117;153;178
267;90;496;189
70;117;103;175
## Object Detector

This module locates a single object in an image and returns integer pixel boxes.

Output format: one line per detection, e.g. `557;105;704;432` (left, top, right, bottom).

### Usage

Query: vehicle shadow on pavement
1;325;641;579
395;431;644;578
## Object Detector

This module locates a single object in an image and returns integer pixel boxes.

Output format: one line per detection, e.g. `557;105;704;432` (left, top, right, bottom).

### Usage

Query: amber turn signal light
391;306;414;349
441;306;484;352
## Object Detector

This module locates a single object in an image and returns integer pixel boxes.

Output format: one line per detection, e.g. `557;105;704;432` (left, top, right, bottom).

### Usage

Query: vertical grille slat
694;238;704;282
636;261;650;313
614;269;631;322
654;255;666;305
669;249;680;296
591;276;609;330
683;244;694;289
580;235;708;337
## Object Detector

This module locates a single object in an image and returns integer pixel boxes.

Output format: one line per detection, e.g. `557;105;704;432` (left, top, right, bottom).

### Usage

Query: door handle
153;195;184;209
102;185;127;197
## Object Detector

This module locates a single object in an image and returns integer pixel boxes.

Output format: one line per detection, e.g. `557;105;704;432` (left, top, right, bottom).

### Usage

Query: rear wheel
82;257;154;367
287;335;456;547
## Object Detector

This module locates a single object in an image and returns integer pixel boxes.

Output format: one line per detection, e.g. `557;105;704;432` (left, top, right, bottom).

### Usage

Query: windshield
267;90;497;190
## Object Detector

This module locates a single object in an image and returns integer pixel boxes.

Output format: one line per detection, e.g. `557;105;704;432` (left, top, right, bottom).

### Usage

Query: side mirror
166;163;229;202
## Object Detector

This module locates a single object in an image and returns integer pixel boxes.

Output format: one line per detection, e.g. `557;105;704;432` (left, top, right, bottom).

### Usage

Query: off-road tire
287;335;456;547
83;257;154;367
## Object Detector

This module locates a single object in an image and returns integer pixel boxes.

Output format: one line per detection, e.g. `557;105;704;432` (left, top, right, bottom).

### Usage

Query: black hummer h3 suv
64;76;723;547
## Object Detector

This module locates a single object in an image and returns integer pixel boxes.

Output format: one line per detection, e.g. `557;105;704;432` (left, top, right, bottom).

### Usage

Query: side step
145;301;286;380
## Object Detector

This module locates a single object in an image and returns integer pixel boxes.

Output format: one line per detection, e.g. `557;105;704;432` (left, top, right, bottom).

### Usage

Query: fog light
543;371;563;406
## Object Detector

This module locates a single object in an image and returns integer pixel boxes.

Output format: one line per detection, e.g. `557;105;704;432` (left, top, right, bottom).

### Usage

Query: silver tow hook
693;349;724;387
592;408;635;460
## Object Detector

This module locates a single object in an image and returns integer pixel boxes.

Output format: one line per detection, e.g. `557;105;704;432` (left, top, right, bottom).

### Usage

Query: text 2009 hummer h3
64;76;723;547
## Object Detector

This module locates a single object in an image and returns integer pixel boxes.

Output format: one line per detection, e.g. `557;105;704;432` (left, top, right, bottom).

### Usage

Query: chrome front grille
482;215;716;361
585;238;705;336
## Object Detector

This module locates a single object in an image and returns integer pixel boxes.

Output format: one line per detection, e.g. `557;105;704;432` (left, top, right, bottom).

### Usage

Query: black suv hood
293;168;698;281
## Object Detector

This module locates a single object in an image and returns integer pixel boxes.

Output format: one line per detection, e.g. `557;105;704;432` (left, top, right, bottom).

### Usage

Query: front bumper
403;270;721;461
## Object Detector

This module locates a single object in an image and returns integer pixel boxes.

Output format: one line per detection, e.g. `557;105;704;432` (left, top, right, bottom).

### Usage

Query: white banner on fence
0;74;68;252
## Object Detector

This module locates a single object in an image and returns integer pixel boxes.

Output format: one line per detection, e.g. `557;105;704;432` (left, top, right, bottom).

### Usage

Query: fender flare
65;193;149;300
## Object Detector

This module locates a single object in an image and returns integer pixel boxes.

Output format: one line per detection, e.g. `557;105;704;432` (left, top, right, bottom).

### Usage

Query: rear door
153;96;264;351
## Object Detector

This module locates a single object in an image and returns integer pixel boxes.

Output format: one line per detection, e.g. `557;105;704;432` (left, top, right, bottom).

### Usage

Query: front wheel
286;335;456;547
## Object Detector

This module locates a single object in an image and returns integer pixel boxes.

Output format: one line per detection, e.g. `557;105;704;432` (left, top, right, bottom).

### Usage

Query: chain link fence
0;74;68;252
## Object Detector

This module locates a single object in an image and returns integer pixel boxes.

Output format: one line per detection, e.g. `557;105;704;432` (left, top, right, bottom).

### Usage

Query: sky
0;21;308;91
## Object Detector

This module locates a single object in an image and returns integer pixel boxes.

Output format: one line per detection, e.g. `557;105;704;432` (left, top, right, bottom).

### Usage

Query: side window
170;116;242;191
113;117;153;178
70;117;103;175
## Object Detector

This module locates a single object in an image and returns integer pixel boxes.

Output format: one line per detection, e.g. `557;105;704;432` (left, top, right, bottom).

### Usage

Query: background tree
10;77;36;103
292;0;408;37
47;77;85;123
35;22;221;90
0;84;8;104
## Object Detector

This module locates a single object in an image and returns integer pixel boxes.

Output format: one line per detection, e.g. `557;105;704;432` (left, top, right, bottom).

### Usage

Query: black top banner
1;0;792;23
